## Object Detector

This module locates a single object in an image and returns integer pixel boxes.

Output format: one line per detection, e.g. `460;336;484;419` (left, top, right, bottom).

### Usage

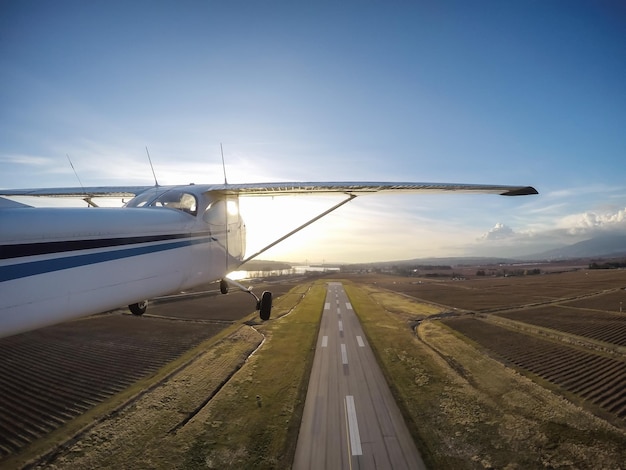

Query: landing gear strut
220;278;272;321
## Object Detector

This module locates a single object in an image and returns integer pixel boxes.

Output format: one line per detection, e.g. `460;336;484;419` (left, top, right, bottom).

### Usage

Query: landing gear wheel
220;279;229;295
129;300;148;316
258;291;272;321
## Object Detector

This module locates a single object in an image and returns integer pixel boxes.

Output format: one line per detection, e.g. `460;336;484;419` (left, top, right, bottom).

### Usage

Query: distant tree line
476;268;541;276
392;265;452;276
423;272;463;278
589;260;626;270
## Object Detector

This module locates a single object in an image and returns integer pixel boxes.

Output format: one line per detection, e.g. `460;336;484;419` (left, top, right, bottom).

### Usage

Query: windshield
124;188;169;208
125;188;198;216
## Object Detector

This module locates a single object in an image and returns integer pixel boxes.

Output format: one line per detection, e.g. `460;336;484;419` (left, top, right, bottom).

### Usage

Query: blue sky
1;1;625;262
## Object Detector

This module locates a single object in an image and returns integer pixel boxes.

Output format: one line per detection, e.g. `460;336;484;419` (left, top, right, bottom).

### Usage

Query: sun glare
227;270;248;281
238;195;355;262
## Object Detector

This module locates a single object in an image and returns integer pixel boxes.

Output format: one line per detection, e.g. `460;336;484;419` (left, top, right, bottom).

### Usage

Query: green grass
181;281;327;469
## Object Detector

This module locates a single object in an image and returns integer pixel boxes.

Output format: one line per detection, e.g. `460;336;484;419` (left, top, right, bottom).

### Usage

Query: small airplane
0;181;537;338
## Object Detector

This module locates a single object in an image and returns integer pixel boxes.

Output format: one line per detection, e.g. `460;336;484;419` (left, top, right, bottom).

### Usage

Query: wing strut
239;194;357;266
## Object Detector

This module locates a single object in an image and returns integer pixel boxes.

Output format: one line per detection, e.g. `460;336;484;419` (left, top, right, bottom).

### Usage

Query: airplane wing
0;186;153;198
0;182;538;199
209;182;538;197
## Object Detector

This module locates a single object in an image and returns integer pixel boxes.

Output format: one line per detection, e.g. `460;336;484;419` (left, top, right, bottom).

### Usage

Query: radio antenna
220;143;228;185
66;154;85;191
67;154;97;207
145;146;160;187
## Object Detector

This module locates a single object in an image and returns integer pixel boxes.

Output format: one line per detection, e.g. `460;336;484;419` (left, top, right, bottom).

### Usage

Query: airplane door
203;196;245;269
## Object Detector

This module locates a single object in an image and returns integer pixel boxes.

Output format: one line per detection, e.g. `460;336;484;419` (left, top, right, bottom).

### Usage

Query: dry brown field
351;269;626;312
498;306;626;347
0;280;295;462
345;269;626;430
441;317;626;424
3;269;626;468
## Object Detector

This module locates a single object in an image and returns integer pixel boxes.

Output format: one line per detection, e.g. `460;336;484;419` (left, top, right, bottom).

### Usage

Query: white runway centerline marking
338;320;343;332
341;344;348;364
345;395;363;456
356;335;365;347
321;336;328;348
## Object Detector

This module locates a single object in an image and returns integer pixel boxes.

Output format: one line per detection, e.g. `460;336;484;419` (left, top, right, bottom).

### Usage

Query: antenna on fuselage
220;142;228;185
145;146;160;187
66;154;97;207
66;154;85;190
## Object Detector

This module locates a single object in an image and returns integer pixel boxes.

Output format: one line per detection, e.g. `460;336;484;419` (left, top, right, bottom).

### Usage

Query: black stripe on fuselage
0;231;214;260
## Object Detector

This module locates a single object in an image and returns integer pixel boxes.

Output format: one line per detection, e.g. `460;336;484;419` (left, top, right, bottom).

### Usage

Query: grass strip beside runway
180;281;326;469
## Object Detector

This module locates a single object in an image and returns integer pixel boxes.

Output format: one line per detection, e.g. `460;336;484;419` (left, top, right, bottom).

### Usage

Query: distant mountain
255;235;626;269
525;234;626;260
341;235;626;267
346;256;520;268
389;256;519;266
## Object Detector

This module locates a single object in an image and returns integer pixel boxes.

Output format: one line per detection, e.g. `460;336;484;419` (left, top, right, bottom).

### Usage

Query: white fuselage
0;187;245;337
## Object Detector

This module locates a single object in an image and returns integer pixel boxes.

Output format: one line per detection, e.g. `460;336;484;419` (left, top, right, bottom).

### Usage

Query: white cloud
468;206;626;259
557;207;626;236
479;222;516;240
0;154;53;167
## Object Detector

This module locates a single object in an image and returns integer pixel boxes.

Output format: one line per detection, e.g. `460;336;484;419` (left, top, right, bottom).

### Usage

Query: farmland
0;280;295;463
353;268;626;311
345;269;626;429
441;317;626;424
0;314;225;458
2;268;626;468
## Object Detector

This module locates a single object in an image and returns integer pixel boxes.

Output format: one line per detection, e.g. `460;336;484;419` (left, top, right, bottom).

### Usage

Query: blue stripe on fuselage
0;237;213;282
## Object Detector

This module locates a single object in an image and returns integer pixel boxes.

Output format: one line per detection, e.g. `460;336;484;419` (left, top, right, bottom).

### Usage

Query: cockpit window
124;188;168;208
152;191;198;215
125;189;198;216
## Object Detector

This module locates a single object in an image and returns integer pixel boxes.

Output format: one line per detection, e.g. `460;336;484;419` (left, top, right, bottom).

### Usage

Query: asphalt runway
293;282;426;470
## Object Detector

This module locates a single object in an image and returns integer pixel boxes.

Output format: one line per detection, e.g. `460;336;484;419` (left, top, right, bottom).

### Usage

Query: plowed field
497;306;626;347
0;281;294;461
0;315;225;458
345;270;626;427
442;317;626;423
351;270;626;311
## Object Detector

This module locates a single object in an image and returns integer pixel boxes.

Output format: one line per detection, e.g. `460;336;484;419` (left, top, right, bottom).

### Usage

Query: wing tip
501;186;539;196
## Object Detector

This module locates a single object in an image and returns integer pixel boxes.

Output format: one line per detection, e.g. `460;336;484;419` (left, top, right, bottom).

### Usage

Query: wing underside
215;182;538;196
0;186;151;198
0;182;538;199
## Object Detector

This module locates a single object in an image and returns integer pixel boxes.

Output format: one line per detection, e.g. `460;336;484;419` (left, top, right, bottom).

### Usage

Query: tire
220;279;229;295
129;300;148;316
259;291;272;321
